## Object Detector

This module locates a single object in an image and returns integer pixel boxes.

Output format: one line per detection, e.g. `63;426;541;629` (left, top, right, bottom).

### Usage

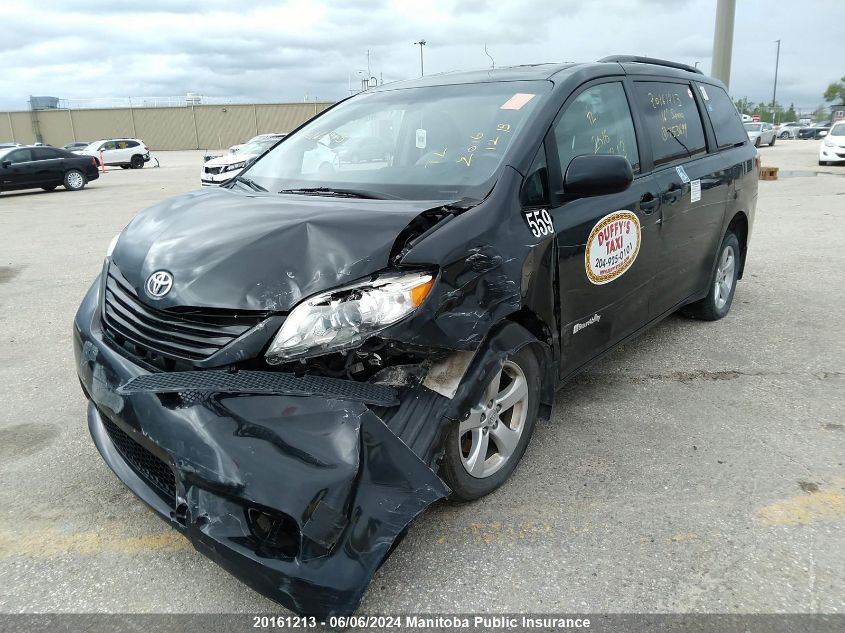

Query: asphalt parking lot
1;140;843;614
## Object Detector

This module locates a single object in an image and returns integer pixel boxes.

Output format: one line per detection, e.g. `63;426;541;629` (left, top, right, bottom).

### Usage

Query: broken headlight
265;271;434;363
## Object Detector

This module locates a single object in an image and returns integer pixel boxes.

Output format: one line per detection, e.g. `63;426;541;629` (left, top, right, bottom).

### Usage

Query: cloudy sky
2;0;843;112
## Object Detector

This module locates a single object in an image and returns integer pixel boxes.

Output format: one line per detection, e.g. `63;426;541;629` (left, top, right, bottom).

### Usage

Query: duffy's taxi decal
585;211;641;285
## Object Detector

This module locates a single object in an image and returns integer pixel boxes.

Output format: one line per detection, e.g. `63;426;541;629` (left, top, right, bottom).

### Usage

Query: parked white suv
76;139;150;169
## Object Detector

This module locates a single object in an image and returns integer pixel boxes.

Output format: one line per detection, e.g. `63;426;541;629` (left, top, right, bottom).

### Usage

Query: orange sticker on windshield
500;93;535;110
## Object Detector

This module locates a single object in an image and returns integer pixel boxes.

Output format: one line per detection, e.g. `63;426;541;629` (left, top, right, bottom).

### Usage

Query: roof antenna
484;43;495;69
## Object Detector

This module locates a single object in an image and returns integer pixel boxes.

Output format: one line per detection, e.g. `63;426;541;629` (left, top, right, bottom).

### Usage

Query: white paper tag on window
415;128;427;149
675;165;691;184
691;179;701;202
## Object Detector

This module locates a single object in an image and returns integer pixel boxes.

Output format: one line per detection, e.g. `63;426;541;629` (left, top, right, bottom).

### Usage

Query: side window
702;85;748;149
102;141;117;151
520;146;549;207
33;148;58;160
553;82;640;176
7;149;33;164
127;140;139;148
634;81;707;167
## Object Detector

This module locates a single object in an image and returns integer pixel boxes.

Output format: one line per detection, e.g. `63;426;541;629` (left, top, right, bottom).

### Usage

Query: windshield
242;81;550;200
744;123;761;132
236;138;279;155
830;123;845;136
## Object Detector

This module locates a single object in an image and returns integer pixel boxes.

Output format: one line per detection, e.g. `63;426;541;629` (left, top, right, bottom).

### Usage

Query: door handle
639;192;659;215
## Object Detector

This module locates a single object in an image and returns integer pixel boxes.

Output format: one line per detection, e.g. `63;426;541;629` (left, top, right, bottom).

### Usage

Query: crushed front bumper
73;279;450;616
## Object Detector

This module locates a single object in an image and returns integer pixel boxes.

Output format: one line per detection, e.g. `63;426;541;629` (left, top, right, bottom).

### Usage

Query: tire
63;169;87;191
769;136;776;146
681;232;741;321
754;137;761;147
439;345;541;501
779;132;789;139
42;185;57;192
130;155;144;169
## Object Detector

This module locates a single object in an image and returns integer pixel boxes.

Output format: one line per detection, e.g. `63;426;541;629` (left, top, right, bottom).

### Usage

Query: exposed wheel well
506;307;556;419
507;307;554;350
727;211;749;279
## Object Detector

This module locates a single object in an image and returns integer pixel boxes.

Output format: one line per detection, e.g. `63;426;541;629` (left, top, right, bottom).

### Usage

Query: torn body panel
74;282;449;616
74;158;561;615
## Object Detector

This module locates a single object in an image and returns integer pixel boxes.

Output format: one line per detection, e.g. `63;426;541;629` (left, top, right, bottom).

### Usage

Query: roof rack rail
597;55;704;75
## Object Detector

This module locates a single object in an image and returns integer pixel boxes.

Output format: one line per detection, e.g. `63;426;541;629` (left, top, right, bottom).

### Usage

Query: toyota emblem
145;270;173;298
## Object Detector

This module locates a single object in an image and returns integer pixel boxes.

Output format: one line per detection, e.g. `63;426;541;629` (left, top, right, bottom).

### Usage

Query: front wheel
769;136;776;146
779;132;789;139
63;169;87;191
681;232;740;321
439;345;541;501
130;155;144;169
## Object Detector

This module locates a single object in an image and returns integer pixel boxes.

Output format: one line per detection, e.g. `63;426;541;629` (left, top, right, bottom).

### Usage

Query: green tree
733;96;754;115
823;76;845;103
783;103;797;122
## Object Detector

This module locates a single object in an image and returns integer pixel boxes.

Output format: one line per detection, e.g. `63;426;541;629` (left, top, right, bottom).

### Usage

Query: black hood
112;187;454;312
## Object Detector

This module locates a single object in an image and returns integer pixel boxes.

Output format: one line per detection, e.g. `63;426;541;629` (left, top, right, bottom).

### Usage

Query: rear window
633;81;706;167
702;85;748;148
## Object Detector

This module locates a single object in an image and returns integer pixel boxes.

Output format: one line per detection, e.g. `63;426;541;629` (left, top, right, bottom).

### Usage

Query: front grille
102;265;265;363
101;414;177;507
204;166;222;175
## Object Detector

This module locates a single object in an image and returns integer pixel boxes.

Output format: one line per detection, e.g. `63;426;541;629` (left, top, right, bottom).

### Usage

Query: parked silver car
776;121;802;139
745;122;776;147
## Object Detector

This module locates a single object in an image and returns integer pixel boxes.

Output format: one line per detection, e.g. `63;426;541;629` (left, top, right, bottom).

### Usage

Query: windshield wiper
278;187;387;199
232;175;267;192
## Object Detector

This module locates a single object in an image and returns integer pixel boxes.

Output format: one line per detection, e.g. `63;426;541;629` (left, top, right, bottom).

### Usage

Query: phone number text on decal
593;247;631;271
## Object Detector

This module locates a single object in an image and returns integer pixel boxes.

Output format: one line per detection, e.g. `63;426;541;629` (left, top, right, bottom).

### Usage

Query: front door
99;141;119;165
0;148;36;189
545;80;661;378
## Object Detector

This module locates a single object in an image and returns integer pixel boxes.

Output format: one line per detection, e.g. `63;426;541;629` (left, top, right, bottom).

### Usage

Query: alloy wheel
714;245;736;310
67;171;84;189
459;360;529;479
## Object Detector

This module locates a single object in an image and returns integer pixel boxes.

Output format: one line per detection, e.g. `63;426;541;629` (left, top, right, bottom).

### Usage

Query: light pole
711;0;736;87
772;39;781;125
414;39;426;77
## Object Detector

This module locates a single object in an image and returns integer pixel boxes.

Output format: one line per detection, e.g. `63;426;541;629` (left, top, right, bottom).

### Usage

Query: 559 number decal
523;209;554;238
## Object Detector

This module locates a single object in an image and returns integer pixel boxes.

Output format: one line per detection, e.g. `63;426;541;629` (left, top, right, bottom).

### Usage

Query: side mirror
0;160;11;168
562;154;633;198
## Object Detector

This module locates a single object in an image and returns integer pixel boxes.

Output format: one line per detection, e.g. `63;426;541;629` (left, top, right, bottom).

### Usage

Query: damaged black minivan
73;56;757;615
